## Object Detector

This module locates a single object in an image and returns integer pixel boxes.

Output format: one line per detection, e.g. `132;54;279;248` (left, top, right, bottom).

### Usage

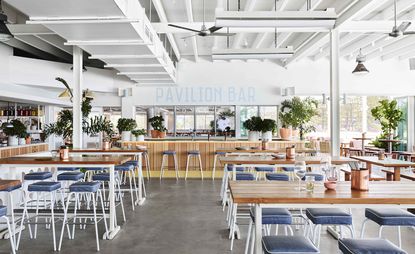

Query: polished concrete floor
3;179;415;254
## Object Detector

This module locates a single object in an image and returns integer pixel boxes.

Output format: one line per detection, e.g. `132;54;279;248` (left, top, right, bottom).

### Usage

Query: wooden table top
0;156;131;165
351;156;415;167
216;148;316;153
0;180;21;191
378;139;401;143
229;181;415;205
353;137;372;140
219;156;355;165
70;148;146;153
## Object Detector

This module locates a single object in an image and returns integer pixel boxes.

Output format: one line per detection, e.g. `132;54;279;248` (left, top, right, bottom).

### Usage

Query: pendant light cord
274;0;277;48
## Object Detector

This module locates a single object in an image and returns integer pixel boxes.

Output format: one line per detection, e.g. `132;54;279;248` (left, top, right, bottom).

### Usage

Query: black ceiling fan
168;0;235;39
387;0;415;37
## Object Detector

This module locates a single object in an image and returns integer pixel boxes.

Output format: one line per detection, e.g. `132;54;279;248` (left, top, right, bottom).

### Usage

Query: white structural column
329;29;340;157
72;46;83;149
361;96;368;133
407;97;414;152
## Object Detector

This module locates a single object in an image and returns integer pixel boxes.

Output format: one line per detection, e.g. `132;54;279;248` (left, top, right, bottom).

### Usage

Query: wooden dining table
350;156;415;181
0;155;131;240
70;148;146;205
216;147;317;154
229;181;415;254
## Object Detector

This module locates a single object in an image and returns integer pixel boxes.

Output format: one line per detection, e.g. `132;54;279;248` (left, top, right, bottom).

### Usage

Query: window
103;107;121;133
135;107;147;130
240;106;258;137
396;97;408;151
215;106;236;136
308;98;328;137
195;107;215;133
175;106;194;134
259;106;278;122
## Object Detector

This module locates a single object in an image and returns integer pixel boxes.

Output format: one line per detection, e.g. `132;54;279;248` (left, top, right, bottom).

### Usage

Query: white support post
361;96;368;133
330;29;340;157
72;46;83;149
407;97;414;152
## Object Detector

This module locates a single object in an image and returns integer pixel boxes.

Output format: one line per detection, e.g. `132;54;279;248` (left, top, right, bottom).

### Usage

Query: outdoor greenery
279;97;319;139
2;119;27;138
242;116;263;132
117;118;137;133
149;116;167;132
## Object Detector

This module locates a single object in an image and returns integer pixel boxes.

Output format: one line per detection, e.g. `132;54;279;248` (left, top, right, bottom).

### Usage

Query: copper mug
286;147;295;159
103;141;111;150
59;145;69;160
351;169;369;191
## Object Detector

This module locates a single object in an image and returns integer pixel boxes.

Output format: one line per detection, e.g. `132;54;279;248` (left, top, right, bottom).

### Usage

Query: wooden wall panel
0;143;49;159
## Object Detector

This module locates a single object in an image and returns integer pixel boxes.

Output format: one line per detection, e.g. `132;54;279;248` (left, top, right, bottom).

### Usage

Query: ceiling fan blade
168;24;201;33
403;31;415;35
208;26;223;33
181;34;198;40
398;22;412;32
208;33;236;37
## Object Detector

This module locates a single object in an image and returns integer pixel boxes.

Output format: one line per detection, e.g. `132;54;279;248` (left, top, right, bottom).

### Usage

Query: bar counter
120;140;308;178
0;143;49;158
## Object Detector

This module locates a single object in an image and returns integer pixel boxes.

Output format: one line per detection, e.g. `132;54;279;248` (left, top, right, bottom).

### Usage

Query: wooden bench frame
341;168;385;181
382;169;415;181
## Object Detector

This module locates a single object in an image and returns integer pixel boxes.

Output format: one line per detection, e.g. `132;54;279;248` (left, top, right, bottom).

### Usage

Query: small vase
262;131;272;141
18;138;26;145
138;135;145;141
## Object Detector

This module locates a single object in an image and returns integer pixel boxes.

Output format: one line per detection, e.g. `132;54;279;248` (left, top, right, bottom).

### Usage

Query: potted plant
2;119;27;146
279;97;319;140
149;116;167;138
243;116;263;141
132;129;146;141
261;119;277;141
117;118;137;141
84;116;114;149
371;99;403;150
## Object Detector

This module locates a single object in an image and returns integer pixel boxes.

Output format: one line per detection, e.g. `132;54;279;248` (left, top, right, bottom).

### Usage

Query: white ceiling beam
64;40;148;46
355;37;401;59
340;34;385;58
212;0;225;49
231;0;257;49
151;0;181;60
89;54;158;59
117;72;171;75
132;78;172;81
7;24;54;35
367;36;415;60
382;42;415;60
341;20;415;33
399;49;415;60
34;34;73;54
285;0;390;66
14;35;72;61
184;0;198;62
105;64;164;68
27;17;140;24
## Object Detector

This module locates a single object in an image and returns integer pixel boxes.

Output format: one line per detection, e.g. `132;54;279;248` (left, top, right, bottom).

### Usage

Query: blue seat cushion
124;160;139;167
163;150;176;155
262;236;319;254
92;173;110;181
282;167;295;172
338;238;406;254
188;150;200;155
266;173;289;181
57;172;85;181
0;206;7;217
69;182;101;193
24;172;53;180
0;183;21;192
236;172;255;181
57;167;79;171
255;167;274;172
215;151;226;155
306;208;352;225
28;181;61;192
115;164;134;171
250;208;292;225
84;167;106;171
227;165;245;172
365;208;415;226
302;173;324;181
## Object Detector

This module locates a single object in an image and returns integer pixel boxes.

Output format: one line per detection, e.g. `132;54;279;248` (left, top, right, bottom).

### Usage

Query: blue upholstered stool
338;238;406;254
227;165;245;172
57;167;79;171
236;172;255;181
361;208;415;248
220;164;246;202
306;208;354;248
255;167;275;172
245;209;294;254
185;150;203;180
57;172;84;182
262;236;319;254
213;151;227;180
17;181;62;251
266;173;289;181
115;163;139;211
302;173;324;181
24;171;53;181
0;206;16;254
282;167;295;172
160;150;179;180
59;182;108;252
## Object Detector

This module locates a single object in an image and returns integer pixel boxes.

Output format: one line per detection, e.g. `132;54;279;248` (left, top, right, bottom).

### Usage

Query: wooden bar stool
160;150;179;180
185;150;203;180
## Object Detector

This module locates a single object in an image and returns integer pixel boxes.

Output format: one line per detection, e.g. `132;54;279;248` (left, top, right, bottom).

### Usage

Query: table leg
136;153;145;206
105;165;120;240
254;204;262;254
394;167;401;181
232;164;236;181
362;139;365;156
366;163;372;179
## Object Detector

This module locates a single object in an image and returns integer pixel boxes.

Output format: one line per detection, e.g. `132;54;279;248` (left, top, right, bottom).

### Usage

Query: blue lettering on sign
156;88;163;103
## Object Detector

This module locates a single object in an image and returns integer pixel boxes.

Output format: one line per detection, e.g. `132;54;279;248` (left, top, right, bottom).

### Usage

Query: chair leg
128;171;135;211
220;165;228;200
174;154;179;180
198;154;204;180
185;155;190;180
144;153;151;180
58;192;73;251
91;193;100;251
360;219;368;238
244;220;252;254
212;155;217;180
397;226;402;248
3;216;16;254
378;225;384;238
50;192;57;251
160;155;165;180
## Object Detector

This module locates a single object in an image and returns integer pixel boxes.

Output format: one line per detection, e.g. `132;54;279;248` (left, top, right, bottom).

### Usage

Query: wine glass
320;157;332;180
326;166;338;182
294;161;306;191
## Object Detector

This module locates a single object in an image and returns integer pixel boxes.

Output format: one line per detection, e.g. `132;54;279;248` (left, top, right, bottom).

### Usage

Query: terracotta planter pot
151;130;159;138
158;131;166;138
279;128;291;139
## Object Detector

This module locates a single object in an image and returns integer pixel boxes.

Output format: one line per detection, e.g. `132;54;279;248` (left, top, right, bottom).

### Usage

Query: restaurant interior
0;0;415;253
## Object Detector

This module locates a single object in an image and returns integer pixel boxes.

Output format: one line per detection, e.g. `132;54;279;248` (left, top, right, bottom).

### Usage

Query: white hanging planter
248;131;260;141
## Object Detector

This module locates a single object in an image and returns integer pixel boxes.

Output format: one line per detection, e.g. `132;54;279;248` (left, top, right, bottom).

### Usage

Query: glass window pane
340;96;362;140
259;106;278;121
195;106;215;134
175;106;194;135
215;106;235;137
240;106;258;137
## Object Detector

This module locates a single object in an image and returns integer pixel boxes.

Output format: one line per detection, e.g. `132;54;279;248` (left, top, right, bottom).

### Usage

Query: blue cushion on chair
255;167;274;172
215;151;226;155
302;173;324;181
236;173;255;181
92;173;110;181
188;150;200;155
0;206;7;217
163;150;176;155
250;208;292;225
57;167;79;171
266;173;289;181
28;182;61;192
262;235;319;254
84;167;106;171
338;238;406;254
124;160;139;167
282;167;295;172
227;165;245;172
24;172;53;180
69;182;101;193
0;184;21;192
306;208;352;225
115;164;134;171
365;208;415;226
57;172;84;181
